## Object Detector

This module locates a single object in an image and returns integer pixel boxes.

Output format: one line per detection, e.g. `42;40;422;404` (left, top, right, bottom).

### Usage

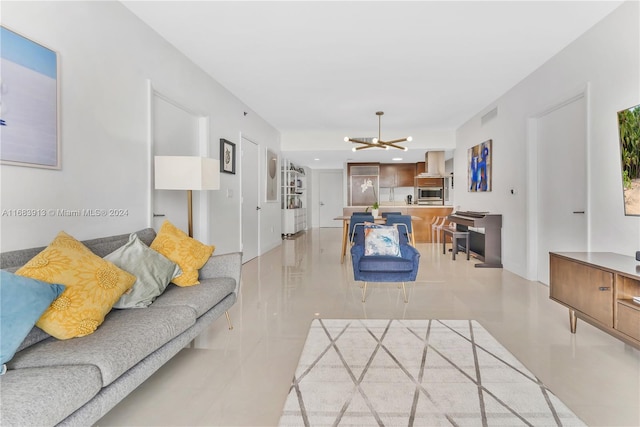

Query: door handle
256;206;261;211
153;213;165;217
572;211;585;214
320;202;325;206
598;287;610;291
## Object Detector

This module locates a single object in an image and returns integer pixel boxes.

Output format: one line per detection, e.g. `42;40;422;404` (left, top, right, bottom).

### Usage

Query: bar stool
442;227;470;260
431;216;447;244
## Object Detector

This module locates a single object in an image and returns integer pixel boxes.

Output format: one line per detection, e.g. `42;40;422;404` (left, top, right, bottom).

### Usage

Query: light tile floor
97;228;640;426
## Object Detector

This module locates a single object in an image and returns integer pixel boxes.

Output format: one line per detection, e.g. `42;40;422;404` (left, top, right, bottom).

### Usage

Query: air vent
481;107;498;126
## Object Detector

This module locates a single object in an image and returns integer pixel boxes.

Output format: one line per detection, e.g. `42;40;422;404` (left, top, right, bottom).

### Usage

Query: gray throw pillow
105;234;181;309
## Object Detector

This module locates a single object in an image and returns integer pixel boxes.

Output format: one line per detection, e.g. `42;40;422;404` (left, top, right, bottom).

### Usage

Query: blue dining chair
349;214;374;244
386;214;416;246
381;212;402;218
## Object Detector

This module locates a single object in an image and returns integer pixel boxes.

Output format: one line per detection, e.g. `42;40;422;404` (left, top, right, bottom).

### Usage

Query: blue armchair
350;223;420;303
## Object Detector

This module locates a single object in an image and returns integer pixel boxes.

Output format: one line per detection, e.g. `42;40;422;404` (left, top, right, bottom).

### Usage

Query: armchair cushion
364;225;401;257
358;256;413;272
351;240;420;282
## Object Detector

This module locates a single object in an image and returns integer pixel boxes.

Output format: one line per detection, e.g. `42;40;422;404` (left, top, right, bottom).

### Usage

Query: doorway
241;136;260;262
529;92;588;284
318;170;344;227
149;86;208;239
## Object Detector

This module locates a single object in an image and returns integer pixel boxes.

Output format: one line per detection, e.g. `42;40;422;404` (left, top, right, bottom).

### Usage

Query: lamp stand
187;189;193;238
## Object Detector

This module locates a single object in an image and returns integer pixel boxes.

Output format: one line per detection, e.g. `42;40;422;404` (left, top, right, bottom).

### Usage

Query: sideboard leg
569;310;577;333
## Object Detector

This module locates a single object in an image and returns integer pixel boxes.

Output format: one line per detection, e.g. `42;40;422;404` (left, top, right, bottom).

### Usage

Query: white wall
0;1;281;255
455;1;640;279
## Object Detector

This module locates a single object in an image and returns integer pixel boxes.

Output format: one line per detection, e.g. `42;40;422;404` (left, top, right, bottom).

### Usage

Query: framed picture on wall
220;138;236;174
266;148;278;202
0;26;60;169
617;104;640;216
468;139;492;192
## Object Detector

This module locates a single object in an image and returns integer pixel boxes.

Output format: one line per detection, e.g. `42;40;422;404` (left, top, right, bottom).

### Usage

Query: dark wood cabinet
379;163;416;188
379;164;396;187
396;163;416;187
416;177;444;188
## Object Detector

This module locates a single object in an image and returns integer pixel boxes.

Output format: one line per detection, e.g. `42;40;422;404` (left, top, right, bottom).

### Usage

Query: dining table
334;215;420;263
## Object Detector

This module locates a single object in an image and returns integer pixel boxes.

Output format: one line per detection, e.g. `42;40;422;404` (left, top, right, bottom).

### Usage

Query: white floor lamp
154;156;220;238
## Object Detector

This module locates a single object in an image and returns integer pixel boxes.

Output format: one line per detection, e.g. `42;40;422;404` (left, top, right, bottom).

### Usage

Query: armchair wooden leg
225;311;233;330
362;282;368;302
402;282;408;303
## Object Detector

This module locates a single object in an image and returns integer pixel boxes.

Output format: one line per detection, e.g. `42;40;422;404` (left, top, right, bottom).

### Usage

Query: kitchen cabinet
416;177;444;188
379;163;416;187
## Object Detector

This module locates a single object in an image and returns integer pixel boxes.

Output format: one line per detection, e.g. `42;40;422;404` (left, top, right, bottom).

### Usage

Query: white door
319;170;344;227
152;94;199;234
241;137;260;262
536;95;588;284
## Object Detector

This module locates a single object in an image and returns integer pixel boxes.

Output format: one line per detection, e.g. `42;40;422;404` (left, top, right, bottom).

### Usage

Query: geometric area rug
279;319;585;427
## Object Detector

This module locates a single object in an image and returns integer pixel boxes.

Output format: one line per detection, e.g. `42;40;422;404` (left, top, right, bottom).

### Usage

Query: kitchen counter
343;206;454;242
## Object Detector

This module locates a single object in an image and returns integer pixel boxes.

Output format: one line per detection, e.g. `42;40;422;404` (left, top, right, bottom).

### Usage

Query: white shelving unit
281;159;307;236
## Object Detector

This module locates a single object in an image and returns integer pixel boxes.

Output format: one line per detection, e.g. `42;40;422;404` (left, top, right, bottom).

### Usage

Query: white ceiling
122;0;623;168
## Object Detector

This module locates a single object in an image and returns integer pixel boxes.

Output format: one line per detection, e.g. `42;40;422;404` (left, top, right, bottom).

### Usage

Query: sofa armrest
198;252;243;294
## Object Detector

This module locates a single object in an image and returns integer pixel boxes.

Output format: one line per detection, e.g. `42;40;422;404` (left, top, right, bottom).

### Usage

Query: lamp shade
154;156;220;191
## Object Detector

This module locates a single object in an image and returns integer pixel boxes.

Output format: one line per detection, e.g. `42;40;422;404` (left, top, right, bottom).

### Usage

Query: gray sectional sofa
0;228;242;426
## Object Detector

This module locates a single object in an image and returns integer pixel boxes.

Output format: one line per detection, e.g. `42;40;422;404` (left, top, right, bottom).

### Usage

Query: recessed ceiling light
392;157;403;161
314;158;320;161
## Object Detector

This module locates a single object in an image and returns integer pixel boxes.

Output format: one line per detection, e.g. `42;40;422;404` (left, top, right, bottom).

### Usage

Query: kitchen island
343;205;454;243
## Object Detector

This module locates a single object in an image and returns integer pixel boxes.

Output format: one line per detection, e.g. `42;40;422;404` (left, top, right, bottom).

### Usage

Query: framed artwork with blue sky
0;26;60;169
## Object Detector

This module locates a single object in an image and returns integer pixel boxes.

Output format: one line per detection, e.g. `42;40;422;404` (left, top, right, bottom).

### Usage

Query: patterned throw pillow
150;220;214;287
364;224;401;257
15;231;136;339
106;234;182;309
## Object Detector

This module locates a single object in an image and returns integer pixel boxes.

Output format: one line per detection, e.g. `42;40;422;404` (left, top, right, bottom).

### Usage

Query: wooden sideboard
549;252;640;348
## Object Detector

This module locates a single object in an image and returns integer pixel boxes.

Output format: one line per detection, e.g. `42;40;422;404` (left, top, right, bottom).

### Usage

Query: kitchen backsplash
379;187;414;204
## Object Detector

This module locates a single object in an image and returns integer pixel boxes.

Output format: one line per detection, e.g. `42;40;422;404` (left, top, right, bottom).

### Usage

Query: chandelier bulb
372;138;378;144
403;147;408;151
344;137;349;142
407;136;413;142
352;147;357;152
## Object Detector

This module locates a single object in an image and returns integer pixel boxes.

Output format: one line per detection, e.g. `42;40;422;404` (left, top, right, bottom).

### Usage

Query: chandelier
344;111;412;151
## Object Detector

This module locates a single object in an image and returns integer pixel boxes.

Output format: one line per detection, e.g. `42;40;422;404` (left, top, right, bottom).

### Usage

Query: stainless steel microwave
418;187;443;201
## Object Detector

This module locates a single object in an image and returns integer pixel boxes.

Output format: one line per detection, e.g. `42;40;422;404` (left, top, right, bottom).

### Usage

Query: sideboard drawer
617;302;640;341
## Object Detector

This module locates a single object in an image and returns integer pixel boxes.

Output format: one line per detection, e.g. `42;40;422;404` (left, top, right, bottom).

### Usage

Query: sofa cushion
152;277;236;317
15;231;136;339
7;305;196;387
16;326;51;353
105;233;182;309
358;255;414;272
0;271;65;365
150;220;214;287
0;364;102;426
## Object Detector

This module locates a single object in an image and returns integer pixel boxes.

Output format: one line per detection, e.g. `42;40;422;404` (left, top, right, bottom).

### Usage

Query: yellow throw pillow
150;220;214;287
16;231;136;339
